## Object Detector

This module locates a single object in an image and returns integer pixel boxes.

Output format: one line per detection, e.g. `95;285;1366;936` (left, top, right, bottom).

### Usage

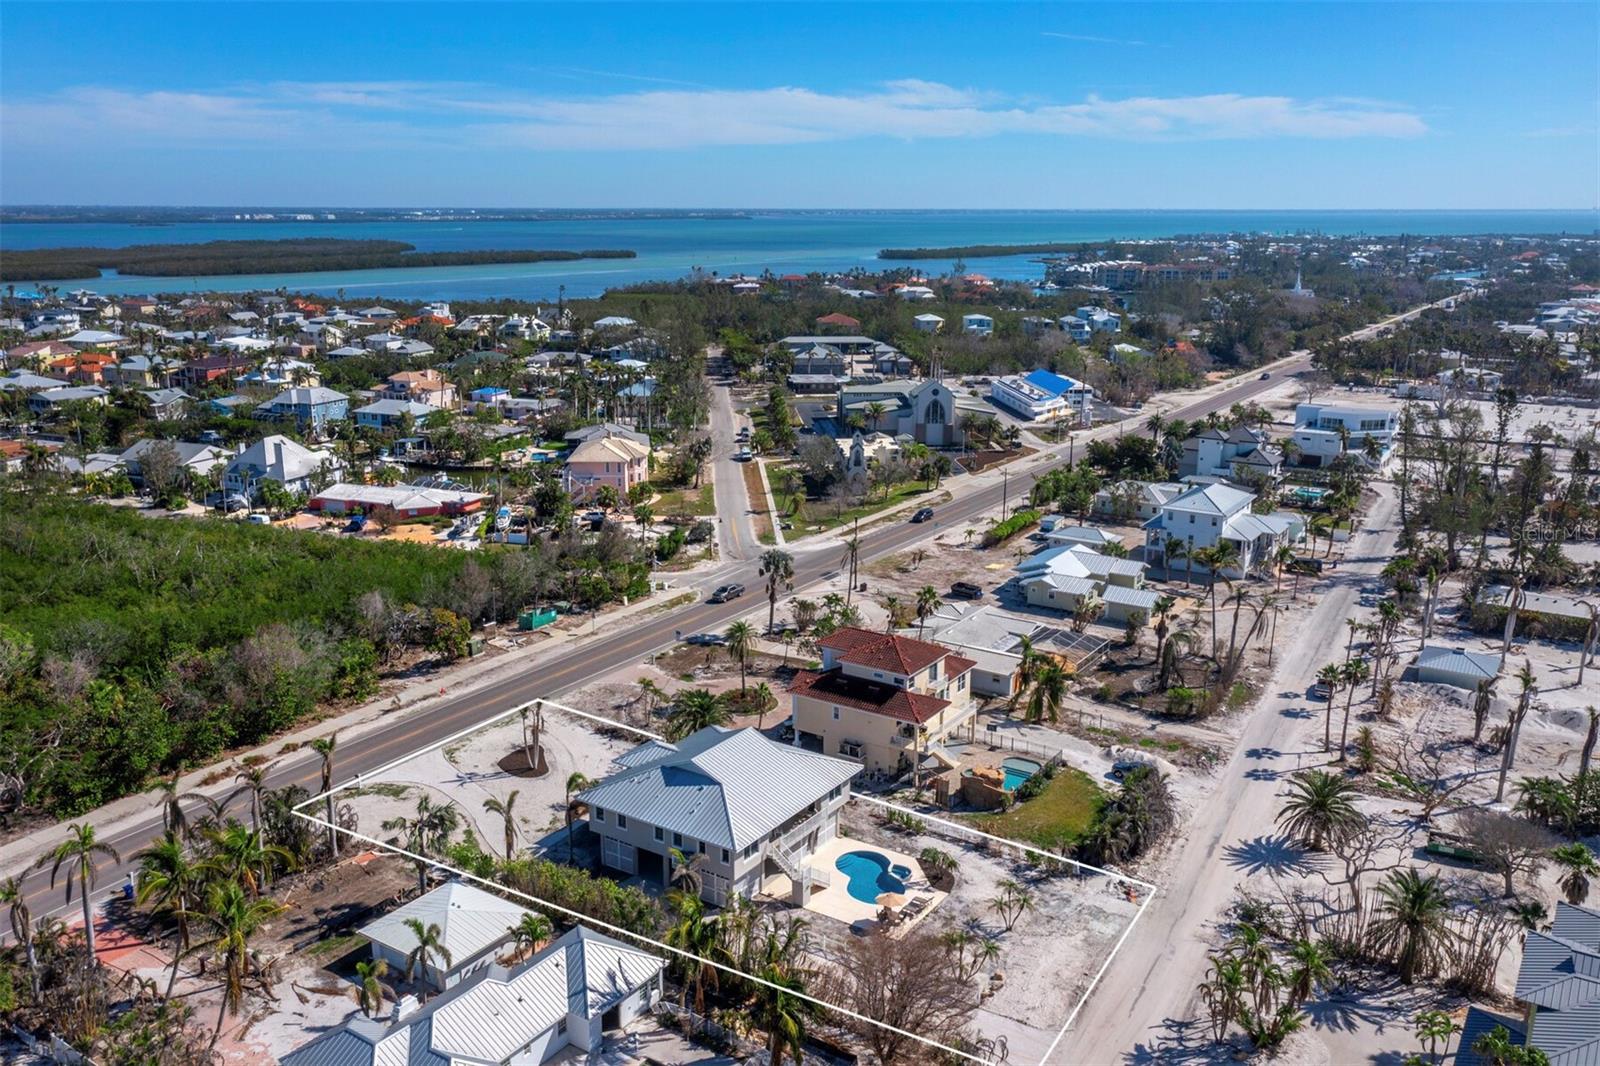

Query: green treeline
0;239;636;281
0;495;649;817
878;242;1093;259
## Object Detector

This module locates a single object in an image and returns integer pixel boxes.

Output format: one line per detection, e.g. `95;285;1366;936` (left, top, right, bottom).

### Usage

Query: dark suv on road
709;583;745;603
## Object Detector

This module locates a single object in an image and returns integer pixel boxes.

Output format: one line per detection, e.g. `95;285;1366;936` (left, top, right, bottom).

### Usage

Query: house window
617;814;628;829
929;663;938;681
873;672;883;680
840;740;863;759
654;827;663;842
721;848;730;863
594;808;605;822
698;841;707;855
831;707;840;720
673;832;683;848
557;1019;567;1036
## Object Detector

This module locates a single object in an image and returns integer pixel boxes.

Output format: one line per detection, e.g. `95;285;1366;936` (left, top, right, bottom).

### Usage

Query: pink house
562;434;651;495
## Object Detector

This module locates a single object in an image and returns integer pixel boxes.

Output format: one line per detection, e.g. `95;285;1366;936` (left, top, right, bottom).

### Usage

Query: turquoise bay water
2;209;1594;302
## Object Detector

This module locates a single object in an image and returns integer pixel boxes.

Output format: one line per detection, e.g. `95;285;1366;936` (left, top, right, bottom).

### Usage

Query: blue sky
1;2;1594;209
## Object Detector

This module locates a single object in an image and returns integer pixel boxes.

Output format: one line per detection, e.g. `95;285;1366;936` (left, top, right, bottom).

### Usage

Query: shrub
981;508;1042;547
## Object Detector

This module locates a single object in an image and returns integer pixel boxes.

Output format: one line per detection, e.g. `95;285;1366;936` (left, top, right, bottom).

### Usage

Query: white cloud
1;80;1429;154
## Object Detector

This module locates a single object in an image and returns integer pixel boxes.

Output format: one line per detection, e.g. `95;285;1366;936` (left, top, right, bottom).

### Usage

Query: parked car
246;513;271;525
1309;679;1333;700
709;583;745;603
910;507;935;523
733;449;753;462
950;581;983;599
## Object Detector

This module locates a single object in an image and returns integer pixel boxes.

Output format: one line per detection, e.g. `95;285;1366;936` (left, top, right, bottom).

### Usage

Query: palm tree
37;823;120;965
232;764;274;833
1276;770;1361;850
382;796;461;895
1284;938;1331;1009
750;681;778;728
915;585;942;637
751;964;813;1066
759;549;795;634
725;620;755;694
1473;1025;1528;1066
135;832;206;995
1495;660;1538;803
189;880;287;1040
564;772;594;864
665;688;731;741
310;734;340;858
1337;658;1370;760
204;822;293;898
483;791;521;860
353;958;388;1018
1370;869;1451;983
1024;662;1070;724
508;912;553;958
1164;535;1189;586
840;535;862;602
402;918;453;991
1554;843;1600;905
1317;663;1343;751
1;877;40;998
1272;544;1296;594
663;894;722;1013
1151;595;1177;664
669;847;706;898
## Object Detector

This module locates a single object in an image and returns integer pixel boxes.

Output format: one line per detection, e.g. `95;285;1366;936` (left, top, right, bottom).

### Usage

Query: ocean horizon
4;208;1596;303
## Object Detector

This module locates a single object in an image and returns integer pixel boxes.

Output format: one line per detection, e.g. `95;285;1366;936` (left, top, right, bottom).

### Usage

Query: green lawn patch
793;482;935;537
967;766;1105;852
652;481;715;517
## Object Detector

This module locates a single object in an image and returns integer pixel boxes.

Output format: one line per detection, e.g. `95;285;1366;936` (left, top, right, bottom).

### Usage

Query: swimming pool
834;849;909;904
1001;757;1042;791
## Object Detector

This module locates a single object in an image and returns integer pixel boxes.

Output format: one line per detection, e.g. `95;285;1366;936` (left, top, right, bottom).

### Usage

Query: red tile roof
816;627;951;675
788;669;951;724
816;312;860;327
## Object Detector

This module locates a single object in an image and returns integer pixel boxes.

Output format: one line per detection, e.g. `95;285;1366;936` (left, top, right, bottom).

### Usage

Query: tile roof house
281;924;664;1066
788;627;977;777
580;726;859;906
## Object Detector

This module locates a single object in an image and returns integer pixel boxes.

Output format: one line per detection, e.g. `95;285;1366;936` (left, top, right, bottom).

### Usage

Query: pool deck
776;835;948;935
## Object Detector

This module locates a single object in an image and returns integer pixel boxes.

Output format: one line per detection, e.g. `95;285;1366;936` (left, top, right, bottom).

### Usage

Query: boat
494;505;512;533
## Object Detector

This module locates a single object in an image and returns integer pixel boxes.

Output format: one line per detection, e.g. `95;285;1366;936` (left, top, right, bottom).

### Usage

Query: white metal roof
579;727;859;849
1415;644;1499;682
357;881;531;964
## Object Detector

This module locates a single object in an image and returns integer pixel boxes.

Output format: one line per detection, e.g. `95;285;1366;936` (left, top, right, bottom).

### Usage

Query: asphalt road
7;355;1307;930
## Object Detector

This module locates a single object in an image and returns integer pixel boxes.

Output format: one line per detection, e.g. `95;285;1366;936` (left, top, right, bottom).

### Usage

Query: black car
910;507;935;523
709;583;745;603
1259;372;1271;380
950;581;983;599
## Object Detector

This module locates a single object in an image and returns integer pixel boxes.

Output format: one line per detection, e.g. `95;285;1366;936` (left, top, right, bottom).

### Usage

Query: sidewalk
0;577;718;883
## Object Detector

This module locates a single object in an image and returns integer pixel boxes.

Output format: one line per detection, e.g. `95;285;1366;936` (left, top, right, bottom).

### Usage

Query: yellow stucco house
788;627;976;778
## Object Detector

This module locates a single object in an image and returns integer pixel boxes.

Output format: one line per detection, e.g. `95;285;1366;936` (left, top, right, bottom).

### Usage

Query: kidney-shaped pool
834;849;910;904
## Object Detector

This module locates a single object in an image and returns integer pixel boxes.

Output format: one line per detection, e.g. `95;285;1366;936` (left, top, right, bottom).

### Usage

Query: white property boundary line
292;695;1161;1065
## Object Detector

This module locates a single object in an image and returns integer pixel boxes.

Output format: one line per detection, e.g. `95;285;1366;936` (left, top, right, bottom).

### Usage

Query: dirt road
1058;483;1401;1062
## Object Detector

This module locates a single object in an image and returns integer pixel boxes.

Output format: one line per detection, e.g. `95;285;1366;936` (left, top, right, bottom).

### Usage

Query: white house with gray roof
579;726;860;906
357;881;534;993
1143;483;1305;578
280;924;664;1066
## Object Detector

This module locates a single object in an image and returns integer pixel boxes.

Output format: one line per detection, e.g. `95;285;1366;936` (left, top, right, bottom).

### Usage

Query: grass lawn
793;481;937;537
967;766;1105;852
652;480;716;517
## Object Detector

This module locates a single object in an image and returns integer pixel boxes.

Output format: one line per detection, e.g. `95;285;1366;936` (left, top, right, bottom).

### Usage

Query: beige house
788;627;976;778
562;433;651;495
379;368;457;409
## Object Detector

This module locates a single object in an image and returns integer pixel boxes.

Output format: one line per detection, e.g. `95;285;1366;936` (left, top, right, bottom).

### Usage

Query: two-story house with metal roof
578;726;859;907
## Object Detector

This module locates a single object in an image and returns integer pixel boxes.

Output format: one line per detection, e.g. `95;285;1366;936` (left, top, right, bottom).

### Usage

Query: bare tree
1455;809;1557;898
816;931;978;1066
